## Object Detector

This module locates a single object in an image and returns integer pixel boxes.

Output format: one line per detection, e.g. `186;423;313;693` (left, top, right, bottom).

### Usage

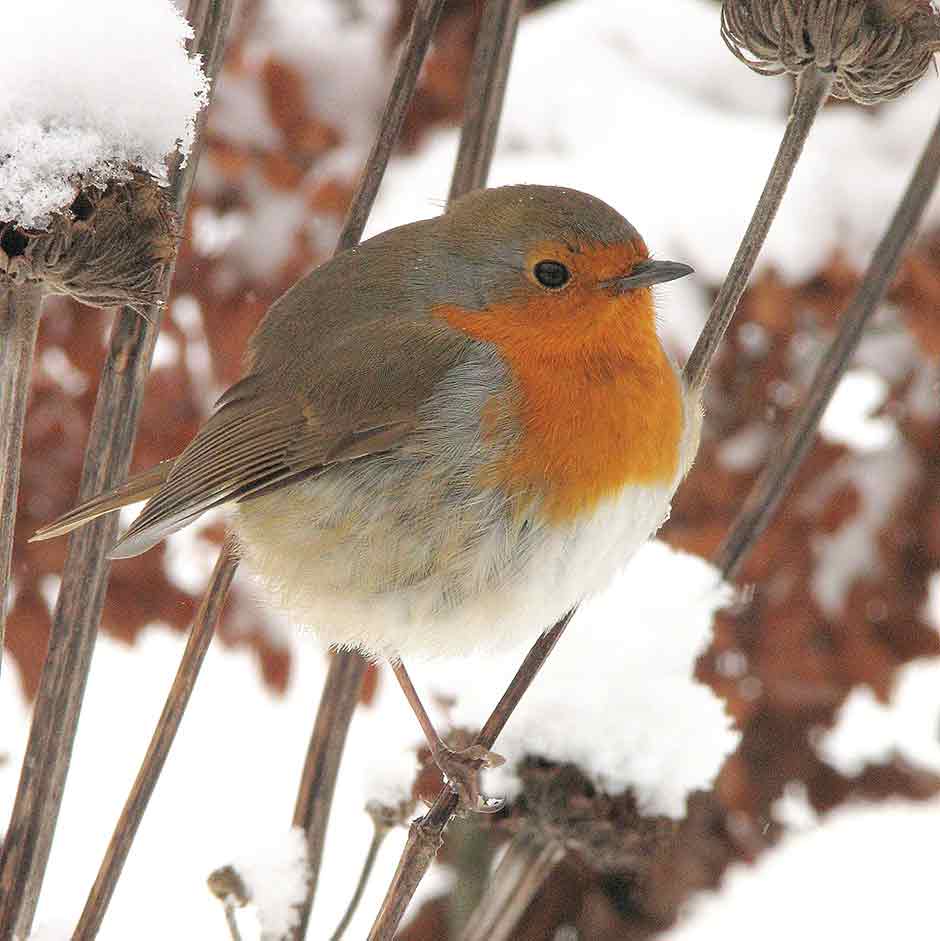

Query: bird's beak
606;259;694;293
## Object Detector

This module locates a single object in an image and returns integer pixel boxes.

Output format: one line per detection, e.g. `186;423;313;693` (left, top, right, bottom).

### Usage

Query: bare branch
0;280;45;670
448;0;524;202
73;543;238;939
458;830;565;941
367;613;572;941
715;105;940;579
682;66;833;392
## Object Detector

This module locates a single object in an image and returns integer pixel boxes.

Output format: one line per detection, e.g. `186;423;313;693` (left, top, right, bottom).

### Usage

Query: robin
34;184;700;810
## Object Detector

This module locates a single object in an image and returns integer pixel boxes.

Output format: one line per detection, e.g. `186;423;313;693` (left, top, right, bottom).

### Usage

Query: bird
33;184;700;809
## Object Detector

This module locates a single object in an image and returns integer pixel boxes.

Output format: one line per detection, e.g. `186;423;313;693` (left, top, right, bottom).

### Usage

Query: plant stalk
716;105;940;579
328;806;394;941
458;830;565;941
683;66;833;392
448;0;523;201
367;612;572;941
73;543;237;939
0;280;45;673
290;652;369;941
0;3;234;937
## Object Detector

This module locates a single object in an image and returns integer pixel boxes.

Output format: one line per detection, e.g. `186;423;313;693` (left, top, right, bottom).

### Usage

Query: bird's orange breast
434;288;683;523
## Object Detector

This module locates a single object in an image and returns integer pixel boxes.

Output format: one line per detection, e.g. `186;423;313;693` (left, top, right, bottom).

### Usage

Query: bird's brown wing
30;461;177;542
103;318;471;558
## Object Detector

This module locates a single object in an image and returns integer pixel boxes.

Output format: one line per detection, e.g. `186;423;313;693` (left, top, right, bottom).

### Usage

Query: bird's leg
389;659;505;813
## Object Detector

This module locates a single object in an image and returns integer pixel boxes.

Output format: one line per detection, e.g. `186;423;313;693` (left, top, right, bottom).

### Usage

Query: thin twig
290;653;369;941
458;830;565;941
221;901;245;941
367;613;572;941
682;66;833;392
0;3;234;937
339;0;448;251
715;106;940;580
448;0;523;201
207;864;250;941
329;804;395;941
73;543;238;939
0;280;45;674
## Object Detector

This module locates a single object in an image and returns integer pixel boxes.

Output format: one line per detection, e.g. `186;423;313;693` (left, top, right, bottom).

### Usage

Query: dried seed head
721;0;940;103
493;762;678;875
0;171;177;310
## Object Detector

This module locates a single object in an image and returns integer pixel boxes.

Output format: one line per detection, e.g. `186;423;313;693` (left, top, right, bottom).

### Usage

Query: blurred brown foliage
6;1;940;938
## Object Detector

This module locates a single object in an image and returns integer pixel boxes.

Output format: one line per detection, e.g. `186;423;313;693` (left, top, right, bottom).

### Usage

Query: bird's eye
533;260;570;290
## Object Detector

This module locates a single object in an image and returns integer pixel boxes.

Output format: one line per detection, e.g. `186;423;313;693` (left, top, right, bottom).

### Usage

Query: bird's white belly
233;476;675;661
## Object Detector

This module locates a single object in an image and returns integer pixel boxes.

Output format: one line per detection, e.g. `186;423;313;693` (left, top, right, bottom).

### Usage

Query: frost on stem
721;0;940;103
0;172;176;310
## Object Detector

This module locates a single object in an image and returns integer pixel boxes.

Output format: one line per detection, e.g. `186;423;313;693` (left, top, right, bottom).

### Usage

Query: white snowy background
3;0;940;938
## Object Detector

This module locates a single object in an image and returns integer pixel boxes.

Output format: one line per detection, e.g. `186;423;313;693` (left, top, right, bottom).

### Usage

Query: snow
817;658;940;777
1;624;445;941
398;541;739;819
251;0;396;149
771;780;819;832
820;370;897;452
804;443;919;616
927;572;940;633
224;828;310;941
663;798;940;940
0;0;209;228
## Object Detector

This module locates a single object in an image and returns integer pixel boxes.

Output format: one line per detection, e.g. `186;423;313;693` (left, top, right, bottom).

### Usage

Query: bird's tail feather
30;460;176;543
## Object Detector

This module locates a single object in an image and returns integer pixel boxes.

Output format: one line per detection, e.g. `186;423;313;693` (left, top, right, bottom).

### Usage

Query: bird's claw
432;744;506;814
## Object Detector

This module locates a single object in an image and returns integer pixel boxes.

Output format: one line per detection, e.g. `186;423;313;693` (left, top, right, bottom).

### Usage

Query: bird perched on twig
34;184;700;810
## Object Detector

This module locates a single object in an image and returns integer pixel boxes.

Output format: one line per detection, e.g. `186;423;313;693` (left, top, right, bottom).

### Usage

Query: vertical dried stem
339;0;448;250
290;653;368;940
367;613;573;941
0;280;45;673
716;106;940;580
682;66;833;392
0;4;234;938
73;543;238;939
458;830;565;941
448;0;523;201
327;805;394;941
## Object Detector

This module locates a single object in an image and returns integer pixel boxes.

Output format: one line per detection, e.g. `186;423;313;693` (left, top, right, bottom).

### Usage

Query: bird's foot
432;743;506;814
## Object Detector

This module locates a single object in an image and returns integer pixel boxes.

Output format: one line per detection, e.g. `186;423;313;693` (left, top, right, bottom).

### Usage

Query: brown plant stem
207;864;249;941
458;830;565;941
73;543;237;939
340;0;448;251
367;612;573;941
683;66;833;393
328;804;395;941
290;652;369;941
0;280;45;673
448;0;523;201
715;105;940;580
0;3;234;938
